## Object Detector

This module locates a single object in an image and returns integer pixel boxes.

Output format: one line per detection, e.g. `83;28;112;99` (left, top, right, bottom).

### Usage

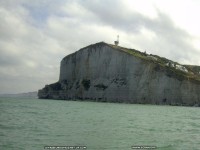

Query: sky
0;0;200;94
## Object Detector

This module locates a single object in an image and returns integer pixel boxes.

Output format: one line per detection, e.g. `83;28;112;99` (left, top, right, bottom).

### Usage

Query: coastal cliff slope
38;42;200;106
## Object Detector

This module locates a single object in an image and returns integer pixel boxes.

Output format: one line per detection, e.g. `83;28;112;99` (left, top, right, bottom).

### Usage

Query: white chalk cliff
38;42;200;106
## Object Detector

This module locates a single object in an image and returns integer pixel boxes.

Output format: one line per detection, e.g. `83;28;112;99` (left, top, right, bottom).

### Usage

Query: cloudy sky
0;0;200;94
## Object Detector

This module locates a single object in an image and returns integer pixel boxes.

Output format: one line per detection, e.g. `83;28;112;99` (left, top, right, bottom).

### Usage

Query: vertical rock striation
38;42;200;106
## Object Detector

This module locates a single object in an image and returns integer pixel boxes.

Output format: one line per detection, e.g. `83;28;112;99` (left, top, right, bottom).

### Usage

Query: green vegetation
73;42;200;83
110;44;148;60
108;44;200;83
184;65;200;74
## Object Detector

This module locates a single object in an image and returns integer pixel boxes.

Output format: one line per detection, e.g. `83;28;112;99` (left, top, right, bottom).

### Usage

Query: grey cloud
74;1;200;63
0;52;23;67
0;0;200;94
0;2;64;94
75;0;146;32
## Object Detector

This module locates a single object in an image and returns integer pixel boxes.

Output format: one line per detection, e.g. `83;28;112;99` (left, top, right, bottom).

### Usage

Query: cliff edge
38;42;200;106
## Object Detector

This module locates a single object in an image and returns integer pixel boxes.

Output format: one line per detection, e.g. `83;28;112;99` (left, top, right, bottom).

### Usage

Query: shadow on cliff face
81;79;90;91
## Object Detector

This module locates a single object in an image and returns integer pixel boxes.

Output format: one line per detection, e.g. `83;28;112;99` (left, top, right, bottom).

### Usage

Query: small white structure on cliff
114;35;119;46
176;64;188;72
166;61;176;67
166;61;188;72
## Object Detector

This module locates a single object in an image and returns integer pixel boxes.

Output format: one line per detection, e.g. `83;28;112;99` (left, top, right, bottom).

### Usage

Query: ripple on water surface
0;98;200;150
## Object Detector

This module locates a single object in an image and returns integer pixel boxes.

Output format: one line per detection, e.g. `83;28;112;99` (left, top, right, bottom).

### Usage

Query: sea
0;97;200;150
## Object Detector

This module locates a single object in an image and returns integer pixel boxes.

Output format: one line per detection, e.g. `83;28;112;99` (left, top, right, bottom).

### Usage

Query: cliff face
38;42;200;106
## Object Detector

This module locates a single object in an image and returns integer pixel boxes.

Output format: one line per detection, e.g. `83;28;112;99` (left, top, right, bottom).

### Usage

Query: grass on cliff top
108;44;200;83
109;44;172;65
61;42;200;83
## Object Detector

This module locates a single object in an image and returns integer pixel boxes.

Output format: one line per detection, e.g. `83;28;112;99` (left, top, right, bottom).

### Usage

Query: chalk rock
38;42;200;106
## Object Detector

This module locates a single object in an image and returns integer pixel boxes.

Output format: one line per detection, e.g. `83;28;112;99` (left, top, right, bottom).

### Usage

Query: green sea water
0;97;200;150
